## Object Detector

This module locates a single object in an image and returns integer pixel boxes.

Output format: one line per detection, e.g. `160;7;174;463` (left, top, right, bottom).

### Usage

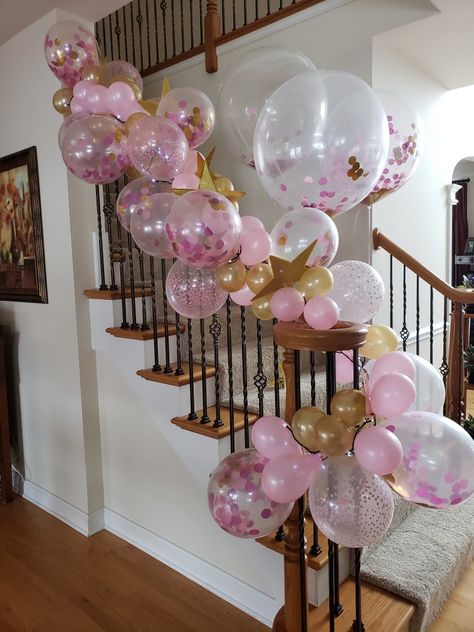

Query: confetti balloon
127;115;189;181
363;90;423;204
44;20;100;87
254;70;388;214
308;455;394;548
116;177;170;231
270;208;339;267
130;193;177;258
158;87;215;149
60;114;128;185
165;190;242;268
58;112;89;147
382;412;474;508
219;46;316;168
166;260;227;319
106;60;143;94
328;260;384;323
208;449;294;538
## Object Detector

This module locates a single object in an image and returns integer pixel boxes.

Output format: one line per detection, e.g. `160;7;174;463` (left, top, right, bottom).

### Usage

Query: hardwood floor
0;498;267;632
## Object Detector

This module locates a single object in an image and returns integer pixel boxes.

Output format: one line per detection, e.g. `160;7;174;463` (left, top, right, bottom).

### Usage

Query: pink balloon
230;284;254;306
128;115;189;181
241;215;265;235
304;296;339;330
107;81;147;121
239;229;272;266
368;352;416;393
354;426;403;475
336;350;355;384
166;260;227;319
172;173;200;189
182;150;204;175
262;454;322;504
251;416;302;461
370;373;416;418
270;287;305;322
85;83;109;114
130;192;177;258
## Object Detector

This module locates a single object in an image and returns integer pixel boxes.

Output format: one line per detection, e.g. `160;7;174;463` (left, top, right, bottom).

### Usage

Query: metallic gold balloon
295;266;334;299
216;260;247;292
125;164;142;180
111;74;143;100
359;325;398;359
292;406;326;451
214;176;234;193
81;64;106;84
125;112;148;135
251;295;274;321
52;87;73;116
246;263;273;294
330;389;366;427
313;415;354;457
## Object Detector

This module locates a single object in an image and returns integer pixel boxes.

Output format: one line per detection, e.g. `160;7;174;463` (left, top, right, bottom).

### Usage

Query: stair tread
171;406;258;439
84;288;153;300
106;324;184;341
137;363;216;386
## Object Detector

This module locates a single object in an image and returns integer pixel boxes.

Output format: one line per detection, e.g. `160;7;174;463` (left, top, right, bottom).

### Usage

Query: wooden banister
373;228;474;304
204;1;220;73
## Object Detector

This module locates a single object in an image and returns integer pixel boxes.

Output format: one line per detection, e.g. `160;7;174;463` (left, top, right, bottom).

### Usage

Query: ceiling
0;0;126;46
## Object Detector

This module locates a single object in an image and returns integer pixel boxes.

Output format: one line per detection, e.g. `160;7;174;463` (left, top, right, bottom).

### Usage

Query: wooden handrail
373;228;474;304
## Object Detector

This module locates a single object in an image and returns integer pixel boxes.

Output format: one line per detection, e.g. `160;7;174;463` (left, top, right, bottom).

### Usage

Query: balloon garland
44;22;474;547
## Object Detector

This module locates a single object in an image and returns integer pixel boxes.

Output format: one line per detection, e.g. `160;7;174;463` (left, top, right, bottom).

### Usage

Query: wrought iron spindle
200;318;210;424
243;0;248;24
114;11;122;62
153;0;159;63
175;312;184;375
113;181;128;328
145;0;151;68
136;1;144;70
254;318;267;418
100;15;107;57
129;3;137;68
221;0;226;35
95;186;107;291
267;0;271;15
389;254;394;329
108;13;115;59
187;318;198;420
416;275;420;355
430;286;434;365
199;0;204;44
226;298;235;450
232;0;237;29
240;306;250;447
310;351;316;406
352;347;364;632
171;0;177;56
122;6;129;62
457;302;464;422
180;0;185;52
127;232;138;329
210;314;223;428
400;264;409;350
189;0;195;48
161;1;169;60
160;258;173;373
255;0;259;20
440;297;449;386
137;247;149;331
149;256;161;371
273;318;281;419
103;185;117;291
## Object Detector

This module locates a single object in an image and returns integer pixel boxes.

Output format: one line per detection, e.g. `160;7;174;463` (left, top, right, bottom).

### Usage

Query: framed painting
0;147;47;303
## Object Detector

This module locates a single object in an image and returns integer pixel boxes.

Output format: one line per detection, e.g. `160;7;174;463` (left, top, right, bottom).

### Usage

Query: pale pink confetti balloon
158;87;215;149
166;259;227;319
130;192;177;258
116;177;171;232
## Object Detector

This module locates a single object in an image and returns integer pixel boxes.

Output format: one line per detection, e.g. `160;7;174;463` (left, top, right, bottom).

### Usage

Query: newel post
446;302;465;422
204;1;220;73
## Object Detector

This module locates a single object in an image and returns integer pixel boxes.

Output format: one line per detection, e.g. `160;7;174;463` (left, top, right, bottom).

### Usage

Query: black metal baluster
200;318;210;424
226;298;235;450
94;22;101;52
108;13;115;59
160;259;173;372
153;0;159;63
115;10;122;60
210;314;223;428
457;302;464;423
122;6;129;62
129;3;137;68
171;0;177;56
267;0;271;15
187;319;198;420
243;0;248;25
180;0;185;52
352;347;364;631
220;0;226;35
240;306;250;448
113;181;128;328
328;539;336;632
161;1;169;60
273;318;281;419
175;311;184;376
400;264;409;351
149;256;161;372
232;0;237;29
189;0;195;48
101;15;107;58
440;297;449;388
416;275;420;355
137;247;149;331
389;254;394;329
254;318;267;418
199;0;204;44
127;232;138;329
95;186;107;291
103;185;117;291
430;286;434;365
145;0;152;68
255;0;259;20
310;351;316;406
136;0;144;71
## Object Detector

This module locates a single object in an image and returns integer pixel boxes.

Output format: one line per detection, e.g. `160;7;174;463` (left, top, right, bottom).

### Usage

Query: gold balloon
216;260;247;292
81;64;106;84
52;87;73;116
330;389;366;427
111;74;143;100
125;112;148;135
140;98;159;115
292;406;326;451
251;295;274;321
125;164;142;180
360;325;398;359
295;266;334;299
214;176;234;193
313;415;354;457
246;263;274;294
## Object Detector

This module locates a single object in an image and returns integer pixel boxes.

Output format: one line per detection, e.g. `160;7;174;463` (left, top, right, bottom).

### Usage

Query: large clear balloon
383;412;474;508
308;455;394;548
328;260;384;323
158;87;215;149
106;60;144;94
165;190;242;268
208;449;294;538
127;115;189;181
219;46;316;168
270;208;339;268
44;21;100;87
130;193;177;258
58;112;89;147
254;70;389;214
363;90;423;205
60;114;128;184
406;353;445;413
116;177;170;231
166;259;228;319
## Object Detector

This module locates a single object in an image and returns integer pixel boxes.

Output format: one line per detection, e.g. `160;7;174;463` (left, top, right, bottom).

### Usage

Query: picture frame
0;146;48;303
464;237;474;255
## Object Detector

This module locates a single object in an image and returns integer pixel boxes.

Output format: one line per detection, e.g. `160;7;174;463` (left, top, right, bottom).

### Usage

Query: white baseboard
104;508;276;627
23;481;105;536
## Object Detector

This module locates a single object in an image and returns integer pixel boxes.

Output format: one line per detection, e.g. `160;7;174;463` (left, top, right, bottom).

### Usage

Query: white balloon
328;260;384;323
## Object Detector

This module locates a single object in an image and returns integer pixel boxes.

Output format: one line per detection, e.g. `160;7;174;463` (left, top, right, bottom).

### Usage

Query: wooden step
137;363;216;387
171;406;258;439
84;287;153;300
106;324;185;341
273;578;415;632
257;516;333;571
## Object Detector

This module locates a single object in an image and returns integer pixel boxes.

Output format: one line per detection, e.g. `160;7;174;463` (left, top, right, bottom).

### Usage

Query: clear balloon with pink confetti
158;87;215;149
166;260;227;319
130;193;177;258
116;177;171;232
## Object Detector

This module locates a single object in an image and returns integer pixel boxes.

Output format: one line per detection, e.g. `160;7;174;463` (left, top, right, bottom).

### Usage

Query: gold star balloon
252;240;318;301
